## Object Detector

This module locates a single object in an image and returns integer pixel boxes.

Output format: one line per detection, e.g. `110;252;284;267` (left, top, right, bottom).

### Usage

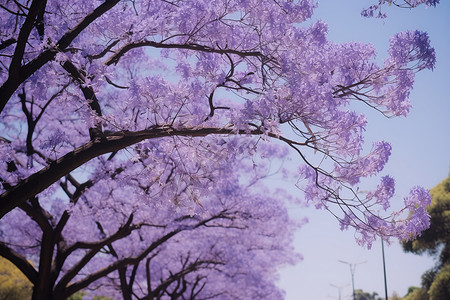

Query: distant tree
0;258;112;300
354;289;380;300
92;296;113;300
0;256;32;300
402;176;450;300
403;287;428;300
428;264;450;300
67;291;85;300
391;291;402;300
66;291;113;300
420;268;438;291
403;177;450;263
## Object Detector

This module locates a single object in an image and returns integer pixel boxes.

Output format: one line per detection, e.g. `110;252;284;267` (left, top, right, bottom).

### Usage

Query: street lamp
330;283;349;300
382;240;388;300
339;260;367;300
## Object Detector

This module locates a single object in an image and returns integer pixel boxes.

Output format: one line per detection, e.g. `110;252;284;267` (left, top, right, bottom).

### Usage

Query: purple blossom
0;1;437;297
40;129;68;150
388;30;436;70
367;176;396;210
334;141;392;185
404;186;432;209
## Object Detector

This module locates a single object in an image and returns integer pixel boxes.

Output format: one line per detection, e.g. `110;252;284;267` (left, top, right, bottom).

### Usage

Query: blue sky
278;1;450;299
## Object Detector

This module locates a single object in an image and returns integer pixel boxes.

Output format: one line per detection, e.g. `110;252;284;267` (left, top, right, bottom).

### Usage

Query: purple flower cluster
40;129;68;150
388;30;436;70
367;175;396;210
334;141;392;185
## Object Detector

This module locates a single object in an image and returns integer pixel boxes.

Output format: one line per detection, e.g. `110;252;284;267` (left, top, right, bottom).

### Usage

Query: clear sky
277;1;450;299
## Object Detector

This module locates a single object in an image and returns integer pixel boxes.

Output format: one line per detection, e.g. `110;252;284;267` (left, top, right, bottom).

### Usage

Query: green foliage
67;291;86;300
354;289;380;300
421;268;437;290
403;177;450;262
66;291;112;300
92;296;113;300
0;258;112;300
428;264;450;300
402;177;450;300
0;257;32;300
406;286;417;295
403;287;428;300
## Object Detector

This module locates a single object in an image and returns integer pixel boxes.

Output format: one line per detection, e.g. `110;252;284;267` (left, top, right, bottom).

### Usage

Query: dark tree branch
53;178;94;269
104;75;129;89
19;88;36;157
105;40;265;66
60;211;229;299
0;38;17;51
19;198;53;232
53;214;135;298
9;0;47;78
118;266;133;300
150;259;224;298
0;4;26;16
55;179;93;230
63;214;134;260
146;257;152;297
35;82;70;125
60;59;103;139
18;83;68;161
0;0;121;113
0;126;307;218
190;275;208;299
60;227;183;298
33;226;57;300
87;39;120;60
35;0;47;38
0;242;38;284
17;198;59;300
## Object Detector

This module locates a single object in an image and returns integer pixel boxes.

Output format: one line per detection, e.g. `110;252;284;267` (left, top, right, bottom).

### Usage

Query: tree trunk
31;232;55;300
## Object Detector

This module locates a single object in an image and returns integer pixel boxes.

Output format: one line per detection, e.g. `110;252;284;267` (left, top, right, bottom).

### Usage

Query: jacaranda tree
0;0;438;299
1;155;301;299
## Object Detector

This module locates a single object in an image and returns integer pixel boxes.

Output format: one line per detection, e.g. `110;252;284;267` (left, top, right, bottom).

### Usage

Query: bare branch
105;40;265;66
0;38;17;51
87;39;120;60
60;60;103;139
0;126;307;218
9;0;47;78
0;0;121;113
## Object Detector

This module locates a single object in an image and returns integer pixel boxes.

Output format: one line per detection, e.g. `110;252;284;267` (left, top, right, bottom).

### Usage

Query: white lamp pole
339;260;367;300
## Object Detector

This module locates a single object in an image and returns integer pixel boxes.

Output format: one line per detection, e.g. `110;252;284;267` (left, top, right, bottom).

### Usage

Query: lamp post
382;240;388;300
330;283;349;300
339;260;367;300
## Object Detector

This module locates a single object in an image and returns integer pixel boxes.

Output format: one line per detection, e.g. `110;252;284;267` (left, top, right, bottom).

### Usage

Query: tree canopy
0;257;33;300
354;289;380;300
402;176;450;300
403;177;450;263
0;0;438;299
